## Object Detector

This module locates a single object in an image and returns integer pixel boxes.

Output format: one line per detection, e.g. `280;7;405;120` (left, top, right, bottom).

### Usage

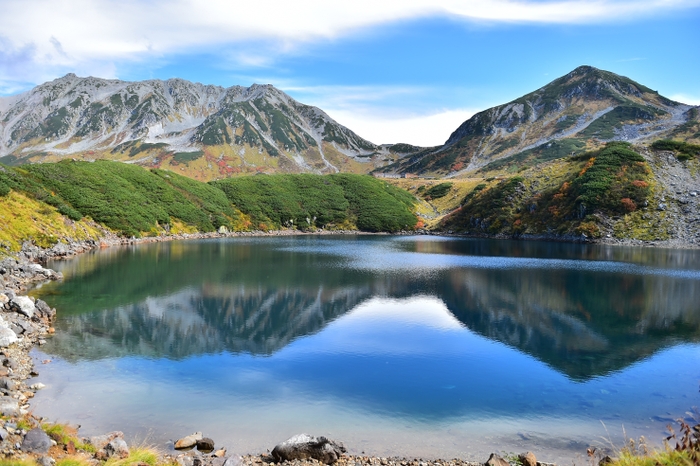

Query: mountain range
0;74;413;180
1;66;698;179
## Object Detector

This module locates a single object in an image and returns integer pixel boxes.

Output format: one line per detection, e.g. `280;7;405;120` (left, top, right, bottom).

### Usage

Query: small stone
65;441;76;454
30;383;46;390
223;456;242;466
485;453;509;466
214;449;226;457
37;456;56;466
175;432;203;450
0;428;7;440
21;428;52;454
518;452;537;466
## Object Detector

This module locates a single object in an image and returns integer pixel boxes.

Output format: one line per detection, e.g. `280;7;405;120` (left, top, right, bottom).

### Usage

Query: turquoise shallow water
29;236;700;464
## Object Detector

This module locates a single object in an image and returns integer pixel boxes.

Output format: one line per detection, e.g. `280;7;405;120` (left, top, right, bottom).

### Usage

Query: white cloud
669;94;700;106
326;108;476;147
1;0;698;85
274;82;478;146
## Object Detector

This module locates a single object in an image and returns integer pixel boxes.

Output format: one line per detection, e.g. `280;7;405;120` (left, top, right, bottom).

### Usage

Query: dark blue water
29;236;700;463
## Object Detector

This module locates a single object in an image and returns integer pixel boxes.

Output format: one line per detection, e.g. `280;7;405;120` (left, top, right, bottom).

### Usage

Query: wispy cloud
1;0;698;86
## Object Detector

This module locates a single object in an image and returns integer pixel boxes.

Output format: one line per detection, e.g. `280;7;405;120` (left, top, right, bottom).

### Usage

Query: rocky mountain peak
0;75;404;178
380;66;696;177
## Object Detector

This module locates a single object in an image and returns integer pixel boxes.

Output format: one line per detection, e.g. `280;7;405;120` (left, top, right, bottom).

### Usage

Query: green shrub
423;182;453;199
651;139;700;160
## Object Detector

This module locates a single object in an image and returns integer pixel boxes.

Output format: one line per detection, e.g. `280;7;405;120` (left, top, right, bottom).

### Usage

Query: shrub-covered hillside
212;173;417;232
0;161;418;251
440;142;657;239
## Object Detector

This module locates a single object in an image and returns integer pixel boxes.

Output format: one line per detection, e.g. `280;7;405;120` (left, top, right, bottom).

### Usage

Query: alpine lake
27;235;700;464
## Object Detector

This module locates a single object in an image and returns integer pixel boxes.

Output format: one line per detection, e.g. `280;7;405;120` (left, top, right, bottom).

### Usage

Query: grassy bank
0;161;418;252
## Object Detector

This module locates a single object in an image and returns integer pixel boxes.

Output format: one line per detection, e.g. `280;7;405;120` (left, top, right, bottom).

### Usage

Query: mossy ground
0;191;103;253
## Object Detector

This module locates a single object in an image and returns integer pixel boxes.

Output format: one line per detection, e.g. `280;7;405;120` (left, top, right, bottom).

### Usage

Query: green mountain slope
0;161;418;250
437;141;690;241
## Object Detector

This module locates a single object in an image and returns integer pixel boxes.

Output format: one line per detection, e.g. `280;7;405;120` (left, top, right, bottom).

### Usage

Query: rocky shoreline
0;230;662;466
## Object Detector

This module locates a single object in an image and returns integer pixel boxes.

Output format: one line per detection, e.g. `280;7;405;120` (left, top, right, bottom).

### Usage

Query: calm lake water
29;236;700;464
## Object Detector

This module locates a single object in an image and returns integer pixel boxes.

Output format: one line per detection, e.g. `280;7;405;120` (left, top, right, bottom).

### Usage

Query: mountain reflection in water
35;236;700;380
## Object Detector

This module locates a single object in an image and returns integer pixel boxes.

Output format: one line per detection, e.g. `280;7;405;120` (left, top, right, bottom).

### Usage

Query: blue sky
1;0;699;146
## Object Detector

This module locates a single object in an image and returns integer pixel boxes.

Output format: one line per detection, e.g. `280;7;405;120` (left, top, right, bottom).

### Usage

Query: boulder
0;398;19;416
51;242;71;256
0;377;17;391
34;299;55;320
196;437;215;452
9;296;35;319
518;452;537;466
485;453;509;466
0;327;18;347
271;434;346;464
21;428;52;454
103;437;130;459
87;431;124;450
175;432;203;449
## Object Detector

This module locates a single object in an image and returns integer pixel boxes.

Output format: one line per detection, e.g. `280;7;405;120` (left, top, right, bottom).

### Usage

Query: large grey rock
9;296;35;318
51;242;71;256
0;397;19;416
0;327;18;347
0;377;17;391
22;428;52;453
34;299;55;320
87;431;124;450
102;438;130;459
271;434;346;464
